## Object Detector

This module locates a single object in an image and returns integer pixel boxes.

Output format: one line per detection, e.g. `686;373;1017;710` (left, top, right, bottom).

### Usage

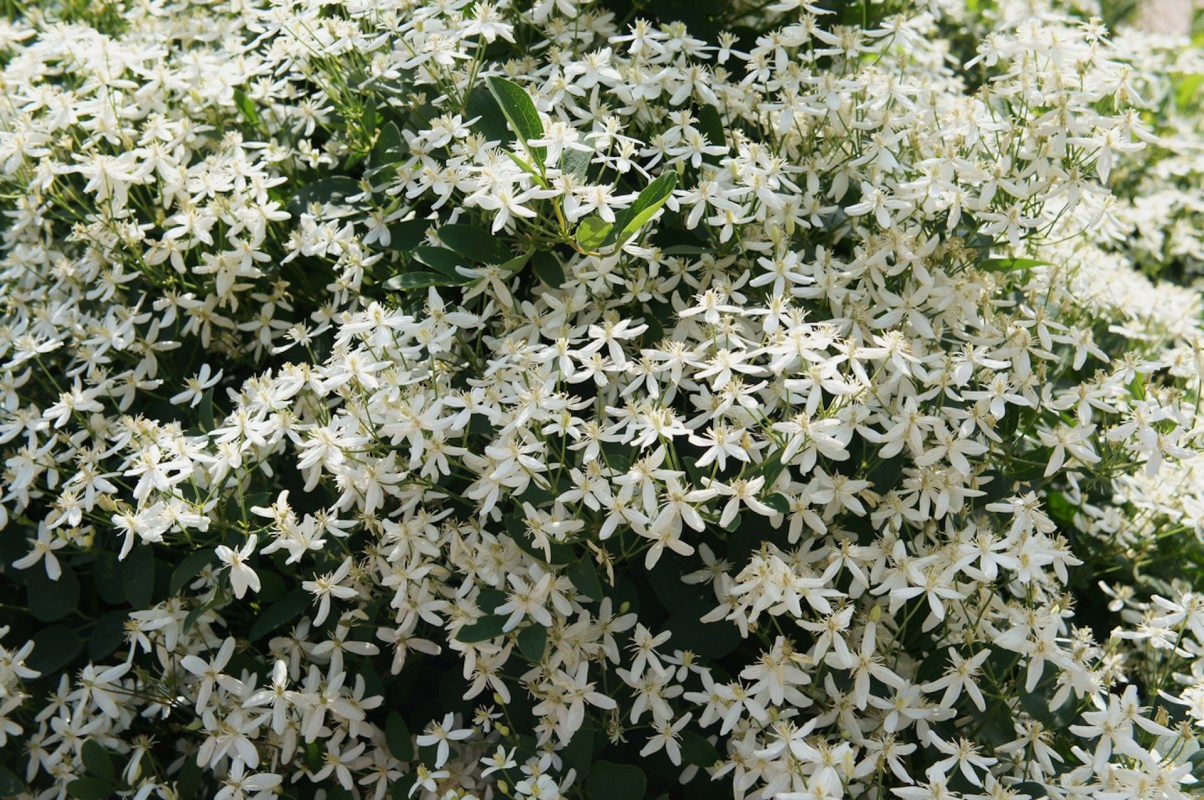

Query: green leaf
763;493;790;515
680;731;722;768
575;216;613;252
696;105;726;159
27;624;83;676
455;614;508;644
232;87;260;128
0;766;23;797
290;176;362;213
27;564;79;622
182;599;211;636
607;172;678;248
123;545;155;610
499;250;533;274
412;246;465;278
561;723;595;781
81;741;114;783
561;147;592;182
979;257;1052;273
385;711;415;761
66;778;115;800
465;84;511;145
587;761;646;800
567;558;603;602
485;76;545;163
177;757;202;798
373;120;403;165
517;624;547;662
383;271;467;291
659;244;707;255
93;552;126;606
386;219;430;252
250;589;310;641
170;550;216;595
532;251;564;287
198;387;215;432
89;610;129;662
438;224;512;265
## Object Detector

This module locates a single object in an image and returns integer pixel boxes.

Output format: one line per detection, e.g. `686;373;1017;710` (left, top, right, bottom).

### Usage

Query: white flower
215;534;261;600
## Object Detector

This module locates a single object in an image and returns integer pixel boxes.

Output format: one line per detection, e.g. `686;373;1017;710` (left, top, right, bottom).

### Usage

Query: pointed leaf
485;76;545;163
249;589;310;641
170;550;217;595
383;271;468;291
123;545;155;610
979;257;1052;273
386;712;415;761
607;172;678;248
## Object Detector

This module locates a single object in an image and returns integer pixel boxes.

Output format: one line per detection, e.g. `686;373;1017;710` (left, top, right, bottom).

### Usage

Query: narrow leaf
979;257;1052;273
485;76;546;163
608;172;678;248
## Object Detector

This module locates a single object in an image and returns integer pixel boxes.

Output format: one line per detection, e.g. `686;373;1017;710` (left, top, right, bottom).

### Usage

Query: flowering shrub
1;0;1204;799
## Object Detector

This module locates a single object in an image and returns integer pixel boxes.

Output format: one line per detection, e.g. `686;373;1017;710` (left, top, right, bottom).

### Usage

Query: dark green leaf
232;87;260;128
290;176;362;213
412;246;465;277
568;558;603;602
485;76;545;163
608;172;678;248
383;271;467;291
561;722;595;781
373;120;403;166
385;711;415;761
177;757;201;798
93;552;126;605
182;599;211;636
386;219;431;252
696;105;726;158
439;224;512;265
575;216;613;252
0;766;23;797
123;545;155;610
680;731;722;768
198;387;215;432
979;257;1052;273
517;624;547;662
659;244;707;255
455;614;508;644
250;589;310;641
170;550;216;596
465;85;511;145
532;251;564;287
28;563;79;622
89;610;129;662
587;761;646;800
66;778;114;800
763;493;790;515
27;625;83;676
81;741;114;783
499;250;533;274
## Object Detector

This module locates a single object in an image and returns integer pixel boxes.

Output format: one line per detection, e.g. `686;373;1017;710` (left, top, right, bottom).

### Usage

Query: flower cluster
0;1;1203;800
